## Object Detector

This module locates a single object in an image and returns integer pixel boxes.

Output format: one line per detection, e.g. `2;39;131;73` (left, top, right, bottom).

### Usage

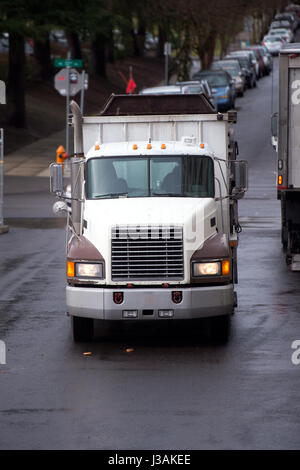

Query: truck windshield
86;155;214;199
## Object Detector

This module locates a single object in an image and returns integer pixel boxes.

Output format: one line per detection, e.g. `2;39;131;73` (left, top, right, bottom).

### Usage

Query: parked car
140;85;183;95
243;47;266;77
274;13;298;31
262;35;284;55
229;49;260;80
268;27;293;42
192;69;235;111
176;80;217;110
225;54;256;88
210;59;245;96
270;20;293;31
250;45;272;75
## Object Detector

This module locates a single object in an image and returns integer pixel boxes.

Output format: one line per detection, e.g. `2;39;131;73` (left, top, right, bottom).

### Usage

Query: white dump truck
272;43;300;270
50;94;247;342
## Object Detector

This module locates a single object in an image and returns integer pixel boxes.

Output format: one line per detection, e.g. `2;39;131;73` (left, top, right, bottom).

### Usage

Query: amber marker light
67;261;75;277
161;144;166;149
222;260;230;276
200;143;205;149
133;144;138;150
147;143;152;149
278;175;283;186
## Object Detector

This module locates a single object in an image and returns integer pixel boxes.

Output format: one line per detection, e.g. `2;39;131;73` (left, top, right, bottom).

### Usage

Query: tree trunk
33;36;52;81
7;32;26;128
157;25;167;58
91;33;107;78
67;32;82;60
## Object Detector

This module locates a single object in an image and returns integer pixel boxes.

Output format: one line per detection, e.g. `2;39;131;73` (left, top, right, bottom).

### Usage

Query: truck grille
111;225;184;281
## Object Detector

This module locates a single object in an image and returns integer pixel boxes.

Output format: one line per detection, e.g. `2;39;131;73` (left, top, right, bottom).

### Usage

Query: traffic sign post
54;56;89;155
164;42;171;86
54;54;86;155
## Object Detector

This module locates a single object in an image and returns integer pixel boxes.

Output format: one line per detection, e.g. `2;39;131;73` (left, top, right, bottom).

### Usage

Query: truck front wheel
72;316;94;342
209;315;231;344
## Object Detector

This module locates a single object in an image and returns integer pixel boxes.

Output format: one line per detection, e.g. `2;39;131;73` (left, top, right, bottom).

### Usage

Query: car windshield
212;63;239;77
197;73;228;87
86;155;214;199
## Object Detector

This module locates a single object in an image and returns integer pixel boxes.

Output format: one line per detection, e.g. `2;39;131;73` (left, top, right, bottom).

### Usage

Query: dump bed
81;94;235;159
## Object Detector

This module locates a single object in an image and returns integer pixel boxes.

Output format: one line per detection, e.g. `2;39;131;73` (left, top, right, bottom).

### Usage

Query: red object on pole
126;66;136;94
126;78;136;94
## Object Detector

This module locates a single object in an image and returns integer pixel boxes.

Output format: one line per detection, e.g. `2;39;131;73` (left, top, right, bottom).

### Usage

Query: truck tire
72;316;94;342
209;315;231;344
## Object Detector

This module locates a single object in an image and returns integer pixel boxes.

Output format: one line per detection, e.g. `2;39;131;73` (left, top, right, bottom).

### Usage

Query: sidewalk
4;129;69;178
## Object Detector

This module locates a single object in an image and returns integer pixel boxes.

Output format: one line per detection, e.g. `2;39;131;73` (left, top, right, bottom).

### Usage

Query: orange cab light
94;142;100;150
133;144;138;150
200;143;205;149
222;260;230;276
161;144;166;149
67;261;75;277
147;143;152;149
278;175;283;186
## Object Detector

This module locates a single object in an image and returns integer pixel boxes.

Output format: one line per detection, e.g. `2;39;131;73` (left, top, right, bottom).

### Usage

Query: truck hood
83;197;217;284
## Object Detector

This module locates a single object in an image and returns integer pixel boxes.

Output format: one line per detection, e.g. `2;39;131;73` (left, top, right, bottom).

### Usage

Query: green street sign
54;58;83;68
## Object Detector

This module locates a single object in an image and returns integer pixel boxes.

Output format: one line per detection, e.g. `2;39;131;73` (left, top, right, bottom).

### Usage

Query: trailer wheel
209;315;231;344
72;316;94;342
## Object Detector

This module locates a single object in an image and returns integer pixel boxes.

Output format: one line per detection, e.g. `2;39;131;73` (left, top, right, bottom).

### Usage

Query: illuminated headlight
192;260;230;277
75;262;104;278
193;261;221;276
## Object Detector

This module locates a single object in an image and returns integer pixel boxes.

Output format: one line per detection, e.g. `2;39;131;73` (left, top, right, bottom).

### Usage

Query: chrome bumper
66;284;234;320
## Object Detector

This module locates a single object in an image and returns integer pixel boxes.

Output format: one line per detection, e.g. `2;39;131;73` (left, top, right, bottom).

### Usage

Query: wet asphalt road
1;58;300;450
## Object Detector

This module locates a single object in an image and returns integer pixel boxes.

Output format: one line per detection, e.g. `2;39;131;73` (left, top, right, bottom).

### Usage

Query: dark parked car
210;59;246;96
248;45;272;75
192;69;235;111
243;47;266;77
229;49;260;80
225;54;256;88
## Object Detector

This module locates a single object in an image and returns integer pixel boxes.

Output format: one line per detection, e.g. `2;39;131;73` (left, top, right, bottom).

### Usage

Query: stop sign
54;68;82;97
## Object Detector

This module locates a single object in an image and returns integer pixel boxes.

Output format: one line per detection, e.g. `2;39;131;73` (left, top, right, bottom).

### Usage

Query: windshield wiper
93;192;128;199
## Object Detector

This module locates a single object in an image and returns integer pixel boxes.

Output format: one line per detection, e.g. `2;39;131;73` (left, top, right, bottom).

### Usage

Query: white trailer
50;94;247;343
272;43;300;269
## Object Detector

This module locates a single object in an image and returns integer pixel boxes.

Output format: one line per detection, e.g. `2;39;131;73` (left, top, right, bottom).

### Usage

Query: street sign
164;42;172;56
54;68;82;97
54;58;83;68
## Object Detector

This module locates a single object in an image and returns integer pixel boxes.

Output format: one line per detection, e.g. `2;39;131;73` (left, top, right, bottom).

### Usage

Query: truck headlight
193;261;221;276
76;262;103;278
71;262;104;278
192;260;230;277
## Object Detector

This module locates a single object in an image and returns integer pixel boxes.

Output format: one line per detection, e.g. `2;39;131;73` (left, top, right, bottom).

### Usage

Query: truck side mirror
50;163;63;195
232;160;248;198
271;112;278;151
